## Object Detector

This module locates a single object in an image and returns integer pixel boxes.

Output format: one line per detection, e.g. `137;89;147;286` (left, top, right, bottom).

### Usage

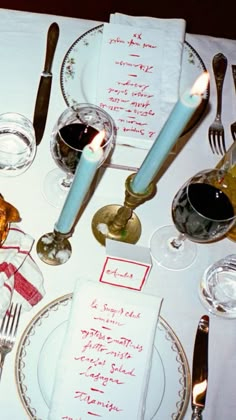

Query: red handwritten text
80;366;124;387
74;391;122;413
105;268;133;280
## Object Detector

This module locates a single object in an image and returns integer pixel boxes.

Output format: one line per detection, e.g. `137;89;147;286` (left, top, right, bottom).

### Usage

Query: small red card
99;239;152;291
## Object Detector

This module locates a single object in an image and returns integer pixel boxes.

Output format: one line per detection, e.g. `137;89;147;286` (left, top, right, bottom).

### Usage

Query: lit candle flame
89;129;105;152
191;71;209;96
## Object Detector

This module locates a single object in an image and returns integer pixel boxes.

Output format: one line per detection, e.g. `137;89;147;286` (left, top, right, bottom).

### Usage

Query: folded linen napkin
110;13;186;102
0;223;45;318
96;13;186;149
48;278;163;419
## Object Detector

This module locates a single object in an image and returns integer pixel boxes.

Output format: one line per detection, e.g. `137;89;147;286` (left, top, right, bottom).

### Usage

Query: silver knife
191;315;209;420
33;22;59;145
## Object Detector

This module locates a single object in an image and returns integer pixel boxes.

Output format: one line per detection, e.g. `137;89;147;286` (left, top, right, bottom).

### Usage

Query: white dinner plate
60;24;209;137
15;294;190;419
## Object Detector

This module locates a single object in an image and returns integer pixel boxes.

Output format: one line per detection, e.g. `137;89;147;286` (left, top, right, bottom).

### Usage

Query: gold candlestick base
92;204;142;245
36;230;72;265
91;174;156;246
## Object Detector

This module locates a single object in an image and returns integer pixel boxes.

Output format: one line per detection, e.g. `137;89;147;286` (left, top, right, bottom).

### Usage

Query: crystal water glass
0;112;36;176
199;254;236;318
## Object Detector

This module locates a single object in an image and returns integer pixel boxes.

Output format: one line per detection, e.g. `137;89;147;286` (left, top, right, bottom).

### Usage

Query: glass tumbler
199;254;236;318
0;112;36;176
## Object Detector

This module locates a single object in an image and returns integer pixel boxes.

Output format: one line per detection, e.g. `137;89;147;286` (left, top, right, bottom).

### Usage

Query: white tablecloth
0;7;235;420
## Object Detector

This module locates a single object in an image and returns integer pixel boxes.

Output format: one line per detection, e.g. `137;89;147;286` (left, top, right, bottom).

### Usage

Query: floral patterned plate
15;294;190;419
60;24;209;137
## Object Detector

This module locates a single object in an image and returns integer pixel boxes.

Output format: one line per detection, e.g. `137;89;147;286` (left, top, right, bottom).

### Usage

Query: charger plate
60;24;209;138
15;294;190;419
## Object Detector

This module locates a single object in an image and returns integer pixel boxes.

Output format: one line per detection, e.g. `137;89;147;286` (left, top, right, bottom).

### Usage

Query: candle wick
190;92;204;98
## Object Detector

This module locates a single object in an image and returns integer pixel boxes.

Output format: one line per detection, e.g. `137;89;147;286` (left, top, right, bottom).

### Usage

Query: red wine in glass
52;123;99;174
43;103;116;208
150;169;236;270
172;182;235;242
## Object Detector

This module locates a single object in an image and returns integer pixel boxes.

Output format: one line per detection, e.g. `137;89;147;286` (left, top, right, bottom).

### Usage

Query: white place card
99;239;152;291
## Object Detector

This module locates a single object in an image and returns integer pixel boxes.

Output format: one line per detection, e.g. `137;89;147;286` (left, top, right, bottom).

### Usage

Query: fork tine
208;131;216;154
209;129;226;155
210;131;218;154
218;134;225;155
0;303;22;382
0;314;6;335
10;304;21;337
0;304;12;336
213;133;220;154
0;303;21;338
221;132;226;154
231;126;236;141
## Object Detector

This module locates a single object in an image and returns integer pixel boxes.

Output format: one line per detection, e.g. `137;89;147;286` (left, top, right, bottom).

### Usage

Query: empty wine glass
43;103;116;207
150;168;236;270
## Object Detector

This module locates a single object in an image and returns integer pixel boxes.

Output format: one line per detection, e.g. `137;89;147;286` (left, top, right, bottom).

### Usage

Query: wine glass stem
170;233;186;249
61;173;73;188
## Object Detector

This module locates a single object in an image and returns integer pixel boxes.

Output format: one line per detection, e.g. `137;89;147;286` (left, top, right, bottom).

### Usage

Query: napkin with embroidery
0;224;45;318
96;13;186;149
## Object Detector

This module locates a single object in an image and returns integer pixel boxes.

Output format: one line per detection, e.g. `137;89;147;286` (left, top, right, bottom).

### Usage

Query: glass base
149;225;197;270
199;260;236;319
43;167;100;209
43;168;71;208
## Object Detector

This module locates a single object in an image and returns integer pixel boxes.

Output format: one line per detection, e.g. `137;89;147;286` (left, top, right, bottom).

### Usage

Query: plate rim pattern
60;24;209;137
15;293;190;420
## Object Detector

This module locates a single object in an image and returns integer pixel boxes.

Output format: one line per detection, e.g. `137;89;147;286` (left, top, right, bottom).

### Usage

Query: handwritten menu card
48;279;163;420
96;22;184;146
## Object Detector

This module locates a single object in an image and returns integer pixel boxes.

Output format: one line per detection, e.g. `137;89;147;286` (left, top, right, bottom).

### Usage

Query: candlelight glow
191;72;209;96
90;129;105;151
192;380;207;405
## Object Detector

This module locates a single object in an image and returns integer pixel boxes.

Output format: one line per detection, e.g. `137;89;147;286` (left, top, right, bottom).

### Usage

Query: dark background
0;1;235;40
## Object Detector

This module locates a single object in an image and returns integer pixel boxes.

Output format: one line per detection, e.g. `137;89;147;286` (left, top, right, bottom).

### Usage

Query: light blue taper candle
131;72;209;193
55;137;103;234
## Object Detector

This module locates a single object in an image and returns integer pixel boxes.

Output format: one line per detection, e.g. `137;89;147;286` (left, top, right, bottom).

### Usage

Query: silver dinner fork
230;65;236;141
208;53;228;155
0;302;22;381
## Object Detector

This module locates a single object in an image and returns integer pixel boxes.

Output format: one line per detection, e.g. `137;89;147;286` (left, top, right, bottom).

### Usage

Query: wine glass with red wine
150;168;236;270
43;103;116;207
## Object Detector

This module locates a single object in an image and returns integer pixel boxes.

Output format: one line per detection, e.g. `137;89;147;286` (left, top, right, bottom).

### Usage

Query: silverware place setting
0;303;22;382
208;53;228;155
191;315;209;420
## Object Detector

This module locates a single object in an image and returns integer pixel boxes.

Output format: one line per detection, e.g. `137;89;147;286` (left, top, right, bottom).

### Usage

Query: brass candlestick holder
36;230;72;266
91;173;156;246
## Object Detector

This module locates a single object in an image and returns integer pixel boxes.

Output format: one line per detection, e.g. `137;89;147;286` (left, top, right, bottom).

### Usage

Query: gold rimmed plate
15;293;190;419
60;25;209;138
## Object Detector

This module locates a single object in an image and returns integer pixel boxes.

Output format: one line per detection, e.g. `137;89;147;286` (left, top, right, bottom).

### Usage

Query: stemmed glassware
43;103;116;207
150;168;236;270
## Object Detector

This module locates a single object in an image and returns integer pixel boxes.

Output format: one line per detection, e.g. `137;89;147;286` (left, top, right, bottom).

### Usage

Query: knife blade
191;315;209;420
33;22;59;145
